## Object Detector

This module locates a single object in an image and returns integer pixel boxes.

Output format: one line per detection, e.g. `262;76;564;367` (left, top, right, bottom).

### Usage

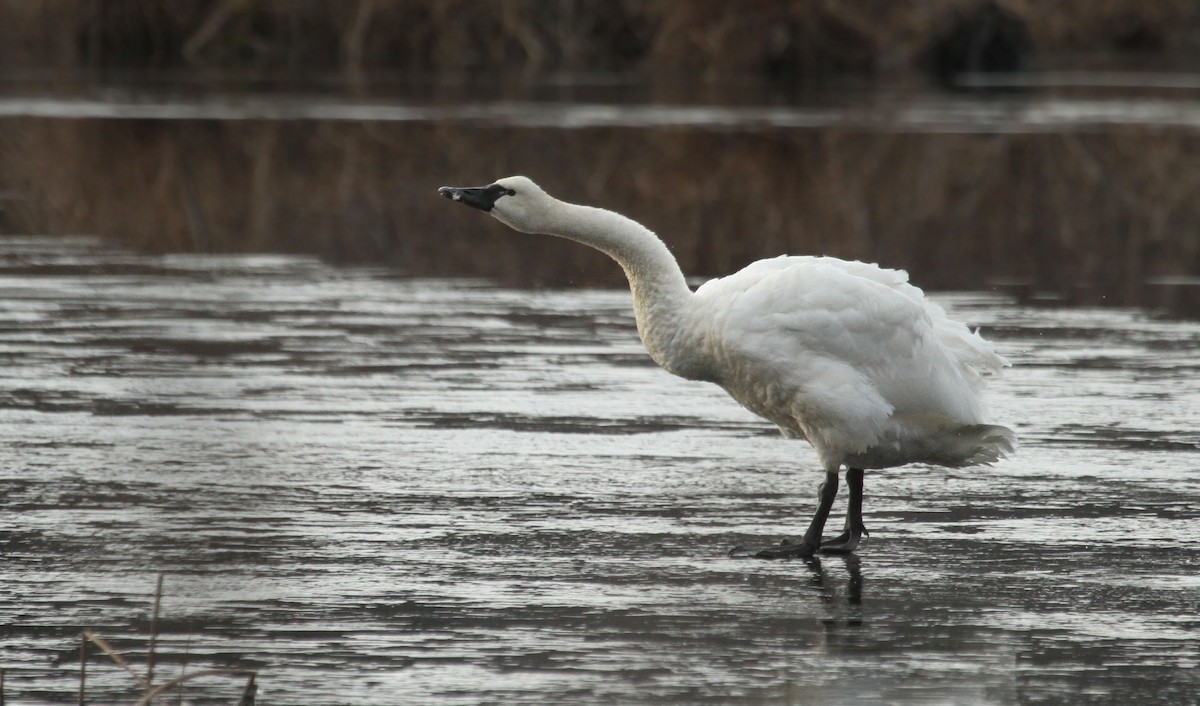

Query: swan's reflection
802;555;862;602
803;555;864;630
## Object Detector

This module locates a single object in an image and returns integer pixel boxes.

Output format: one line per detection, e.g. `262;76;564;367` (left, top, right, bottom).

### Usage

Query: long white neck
536;200;708;380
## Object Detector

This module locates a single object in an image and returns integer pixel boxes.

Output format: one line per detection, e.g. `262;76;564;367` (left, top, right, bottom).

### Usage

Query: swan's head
438;176;553;234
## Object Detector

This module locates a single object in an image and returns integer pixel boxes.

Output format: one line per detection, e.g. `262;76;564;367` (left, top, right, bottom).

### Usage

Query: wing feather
694;256;1002;462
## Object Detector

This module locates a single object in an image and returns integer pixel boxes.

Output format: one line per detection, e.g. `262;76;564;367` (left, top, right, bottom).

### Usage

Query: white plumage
439;175;1014;558
695;254;1010;472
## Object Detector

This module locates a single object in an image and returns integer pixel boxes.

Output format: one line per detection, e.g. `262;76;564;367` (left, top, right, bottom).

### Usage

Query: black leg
749;471;840;559
821;467;868;553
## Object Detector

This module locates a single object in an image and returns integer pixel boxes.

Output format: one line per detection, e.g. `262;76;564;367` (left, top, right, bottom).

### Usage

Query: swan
438;176;1014;558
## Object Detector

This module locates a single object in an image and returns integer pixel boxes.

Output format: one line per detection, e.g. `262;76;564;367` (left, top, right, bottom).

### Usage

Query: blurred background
1;0;1199;313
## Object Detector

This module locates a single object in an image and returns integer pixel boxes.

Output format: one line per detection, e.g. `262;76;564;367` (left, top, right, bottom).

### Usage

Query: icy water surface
0;236;1197;705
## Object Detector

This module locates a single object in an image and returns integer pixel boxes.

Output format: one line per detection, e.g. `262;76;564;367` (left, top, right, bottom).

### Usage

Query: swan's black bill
438;183;512;212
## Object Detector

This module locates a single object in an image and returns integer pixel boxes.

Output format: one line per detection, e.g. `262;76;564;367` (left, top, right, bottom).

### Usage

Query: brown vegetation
2;1;1199;311
2;0;1200;80
5;116;1198;308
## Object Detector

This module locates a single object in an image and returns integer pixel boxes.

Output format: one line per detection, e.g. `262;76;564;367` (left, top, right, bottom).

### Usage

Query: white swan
439;176;1014;558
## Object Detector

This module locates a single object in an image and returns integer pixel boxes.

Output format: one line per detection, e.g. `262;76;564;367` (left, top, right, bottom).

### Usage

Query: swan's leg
748;471;839;559
821;468;868;553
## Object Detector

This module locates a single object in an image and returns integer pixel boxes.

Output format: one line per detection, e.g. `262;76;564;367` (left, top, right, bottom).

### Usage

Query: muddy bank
3;113;1199;310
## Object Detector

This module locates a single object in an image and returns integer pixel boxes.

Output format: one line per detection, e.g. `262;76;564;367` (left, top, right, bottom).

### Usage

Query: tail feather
847;416;1016;469
953;423;1017;466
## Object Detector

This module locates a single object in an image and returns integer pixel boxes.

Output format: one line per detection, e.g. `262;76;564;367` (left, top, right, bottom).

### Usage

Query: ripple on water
1;238;1198;704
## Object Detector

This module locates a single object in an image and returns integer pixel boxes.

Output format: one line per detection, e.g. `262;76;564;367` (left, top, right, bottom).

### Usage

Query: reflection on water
0;236;1197;704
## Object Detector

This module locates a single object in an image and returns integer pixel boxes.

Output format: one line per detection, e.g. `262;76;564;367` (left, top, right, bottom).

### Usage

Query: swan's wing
697;257;990;455
790;256;1009;377
697;256;929;375
697;255;1009;378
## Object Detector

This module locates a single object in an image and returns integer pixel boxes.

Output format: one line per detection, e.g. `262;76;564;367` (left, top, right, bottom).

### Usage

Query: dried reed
1;1;1199;77
59;575;261;705
4;116;1198;312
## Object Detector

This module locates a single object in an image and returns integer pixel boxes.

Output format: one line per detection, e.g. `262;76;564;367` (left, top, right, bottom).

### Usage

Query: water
7;67;1200;134
5;87;1200;133
1;236;1197;705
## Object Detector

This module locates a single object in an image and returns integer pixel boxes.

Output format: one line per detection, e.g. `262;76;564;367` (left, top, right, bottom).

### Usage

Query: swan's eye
505;188;516;196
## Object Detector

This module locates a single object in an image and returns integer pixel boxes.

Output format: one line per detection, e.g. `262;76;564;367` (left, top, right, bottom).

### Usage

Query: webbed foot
729;538;818;560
